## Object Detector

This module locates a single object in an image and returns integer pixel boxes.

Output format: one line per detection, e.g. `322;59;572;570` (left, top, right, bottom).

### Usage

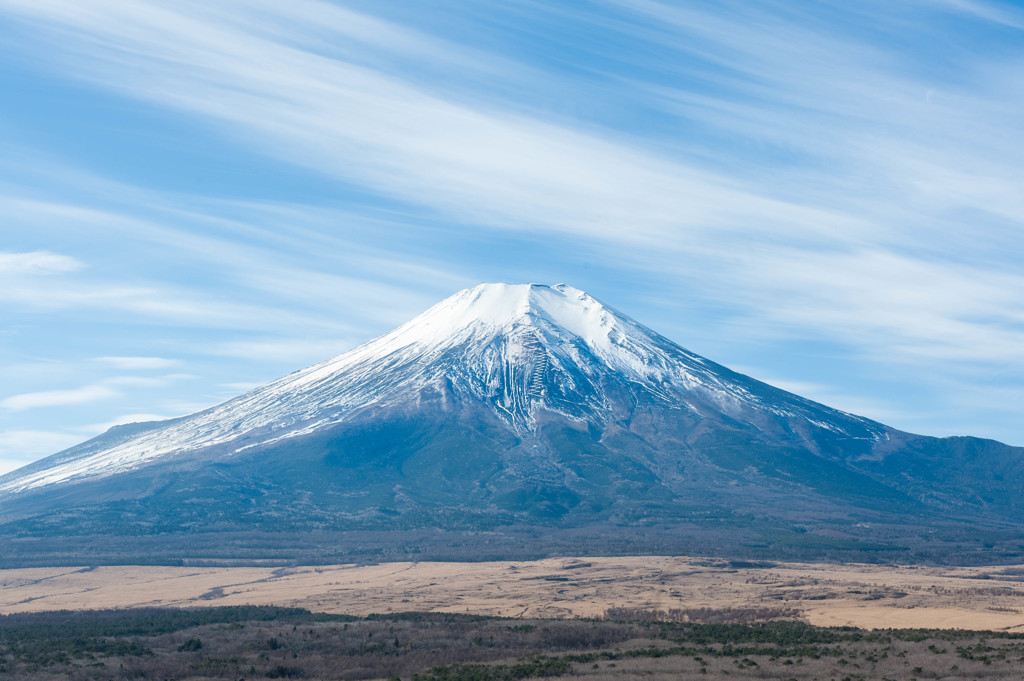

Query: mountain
2;283;1023;566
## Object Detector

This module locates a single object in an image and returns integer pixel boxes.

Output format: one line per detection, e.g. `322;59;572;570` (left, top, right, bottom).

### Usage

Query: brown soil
3;556;1024;630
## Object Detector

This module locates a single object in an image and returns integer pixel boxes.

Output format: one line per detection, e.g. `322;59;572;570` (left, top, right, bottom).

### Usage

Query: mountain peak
382;282;616;349
3;284;1023;567
0;283;883;496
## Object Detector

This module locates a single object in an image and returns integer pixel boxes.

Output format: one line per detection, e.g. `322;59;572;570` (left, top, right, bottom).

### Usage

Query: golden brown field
3;556;1024;631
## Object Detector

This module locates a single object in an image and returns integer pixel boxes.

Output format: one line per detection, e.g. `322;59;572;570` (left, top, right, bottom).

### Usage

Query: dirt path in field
3;556;1024;631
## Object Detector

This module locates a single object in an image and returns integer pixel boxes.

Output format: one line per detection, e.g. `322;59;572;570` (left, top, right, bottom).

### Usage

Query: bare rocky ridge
1;283;1023;565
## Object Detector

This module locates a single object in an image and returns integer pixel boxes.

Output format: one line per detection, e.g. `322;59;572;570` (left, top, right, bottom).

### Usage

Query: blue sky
1;0;1023;475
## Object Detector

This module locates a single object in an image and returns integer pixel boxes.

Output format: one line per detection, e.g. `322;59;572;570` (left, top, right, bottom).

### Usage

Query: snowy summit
2;283;1023;567
0;283;884;496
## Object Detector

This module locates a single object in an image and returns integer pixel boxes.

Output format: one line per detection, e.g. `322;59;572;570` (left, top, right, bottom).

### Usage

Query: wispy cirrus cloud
718;246;1024;367
1;0;1019;355
0;375;193;412
936;0;1024;29
104;374;196;389
0;384;119;411
0;189;460;332
205;339;359;365
0;0;1022;447
0;251;83;275
94;356;180;370
0;0;866;248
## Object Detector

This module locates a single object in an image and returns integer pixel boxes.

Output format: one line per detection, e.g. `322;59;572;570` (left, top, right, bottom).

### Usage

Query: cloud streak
94;357;180;370
0;385;119;411
0;251;83;275
0;0;866;248
0;188;462;332
0;0;1021;445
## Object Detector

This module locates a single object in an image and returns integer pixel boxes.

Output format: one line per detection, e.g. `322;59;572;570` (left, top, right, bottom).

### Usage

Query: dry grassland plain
4;556;1024;631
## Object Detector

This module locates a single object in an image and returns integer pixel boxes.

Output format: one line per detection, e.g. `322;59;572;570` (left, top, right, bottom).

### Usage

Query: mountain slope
0;284;885;494
1;283;1022;566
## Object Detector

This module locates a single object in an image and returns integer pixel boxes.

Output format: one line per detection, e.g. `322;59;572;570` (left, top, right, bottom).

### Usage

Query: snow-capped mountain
0;284;883;496
1;283;1023;566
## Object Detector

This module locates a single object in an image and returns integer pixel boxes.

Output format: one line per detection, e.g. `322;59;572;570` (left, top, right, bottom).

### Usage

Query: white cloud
938;0;1024;29
0;360;75;384
0;375;197;414
0;264;346;332
721;246;1024;367
0;0;1021;445
94;356;179;370
0;385;119;411
103;374;196;389
0;192;455;333
0;0;864;249
209;338;356;364
0;250;82;275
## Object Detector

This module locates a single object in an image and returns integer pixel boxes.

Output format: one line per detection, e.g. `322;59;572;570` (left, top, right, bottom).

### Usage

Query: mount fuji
1;283;1023;566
